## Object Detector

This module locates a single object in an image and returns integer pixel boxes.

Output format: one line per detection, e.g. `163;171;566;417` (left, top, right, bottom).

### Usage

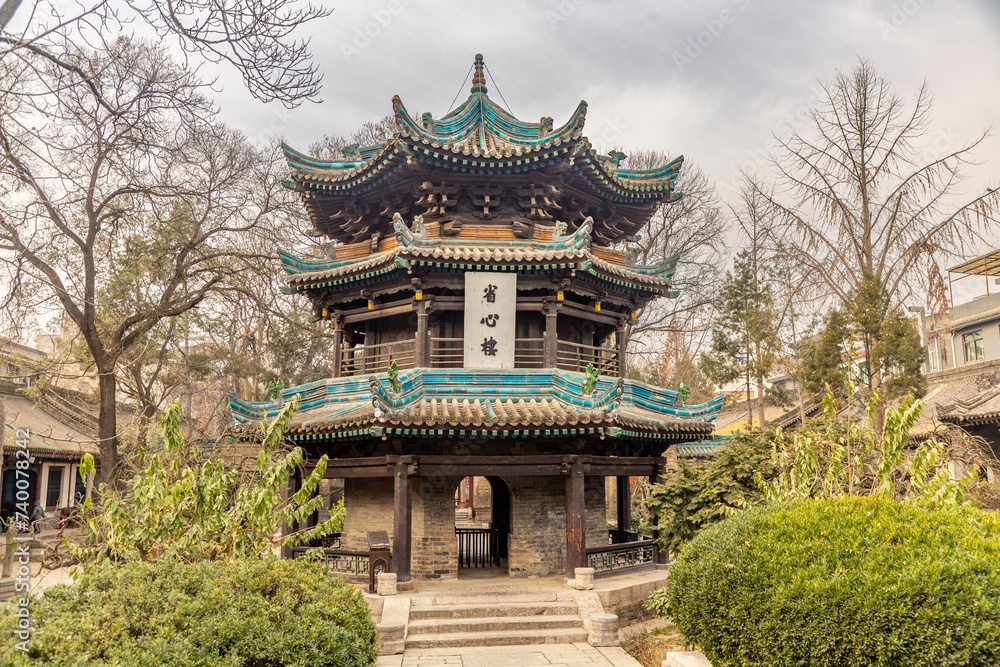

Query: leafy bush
0;558;379;666
642;429;778;552
71;395;340;567
650;497;1000;667
758;391;977;505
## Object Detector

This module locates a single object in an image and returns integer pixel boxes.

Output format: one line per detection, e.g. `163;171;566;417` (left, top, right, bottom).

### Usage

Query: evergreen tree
802;274;926;431
701;250;781;427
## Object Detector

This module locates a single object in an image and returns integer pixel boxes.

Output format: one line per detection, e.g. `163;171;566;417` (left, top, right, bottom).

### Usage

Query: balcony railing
430;337;463;368
514;338;544;368
339;336;620;375
340;339;415;377
556;340;618;375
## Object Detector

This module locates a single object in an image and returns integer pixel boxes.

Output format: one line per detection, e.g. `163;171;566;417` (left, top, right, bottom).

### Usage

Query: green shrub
651;497;1000;667
642;429;778;552
0;558;379;666
72;396;341;567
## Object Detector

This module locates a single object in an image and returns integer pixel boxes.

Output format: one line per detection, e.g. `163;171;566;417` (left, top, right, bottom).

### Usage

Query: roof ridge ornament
471;53;488;95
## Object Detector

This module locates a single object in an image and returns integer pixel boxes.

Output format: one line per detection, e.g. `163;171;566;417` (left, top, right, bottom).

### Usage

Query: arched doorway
454;476;511;577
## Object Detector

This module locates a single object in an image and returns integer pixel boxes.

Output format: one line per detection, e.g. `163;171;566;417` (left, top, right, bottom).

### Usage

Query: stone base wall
340;474;608;579
507;476;607;577
412;477;460;579
341;477;394;551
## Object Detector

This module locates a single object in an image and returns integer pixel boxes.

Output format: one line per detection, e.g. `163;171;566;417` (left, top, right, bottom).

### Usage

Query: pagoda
231;56;723;583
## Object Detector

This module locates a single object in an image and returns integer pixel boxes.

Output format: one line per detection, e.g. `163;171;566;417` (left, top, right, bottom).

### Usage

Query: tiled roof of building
230;369;723;442
935;366;1000;426
281;55;683;244
279;215;678;296
2;394;98;458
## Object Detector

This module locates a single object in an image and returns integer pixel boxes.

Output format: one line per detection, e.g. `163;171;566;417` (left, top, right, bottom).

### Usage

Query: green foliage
642;431;778;552
0;558;379;667
387;359;401;394
757;389;977;505
644;385;977;556
802;274;926;403
582;362;599;395
70;395;340;567
649;497;1000;667
675;382;691;403
701;250;781;394
267;379;284;400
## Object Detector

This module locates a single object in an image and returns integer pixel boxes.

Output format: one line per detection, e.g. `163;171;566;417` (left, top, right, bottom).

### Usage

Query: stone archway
454;476;511;576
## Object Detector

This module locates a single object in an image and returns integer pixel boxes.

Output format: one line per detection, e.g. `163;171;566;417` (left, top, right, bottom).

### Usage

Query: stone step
414;591;559;606
408;613;583;635
409;600;579;620
405;627;589;649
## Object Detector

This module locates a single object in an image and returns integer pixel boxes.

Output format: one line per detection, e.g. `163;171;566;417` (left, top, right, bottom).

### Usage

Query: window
927;346;938;372
963;331;985;362
45;467;64;508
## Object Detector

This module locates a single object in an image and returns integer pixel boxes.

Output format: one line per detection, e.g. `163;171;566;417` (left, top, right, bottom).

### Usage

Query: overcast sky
210;0;1000;304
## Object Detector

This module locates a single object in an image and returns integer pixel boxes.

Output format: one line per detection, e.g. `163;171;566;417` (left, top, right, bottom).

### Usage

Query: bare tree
0;0;330;106
0;38;293;485
308;115;399;160
619;153;728;365
752;58;999;309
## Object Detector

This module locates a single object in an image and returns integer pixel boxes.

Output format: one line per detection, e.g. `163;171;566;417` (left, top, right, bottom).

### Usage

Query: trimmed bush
652;497;1000;667
0;558;379;666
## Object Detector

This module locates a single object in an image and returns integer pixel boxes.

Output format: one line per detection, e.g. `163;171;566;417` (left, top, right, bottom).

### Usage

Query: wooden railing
340;339;415;377
556;340;618;375
429;337;464;368
339;336;620;374
586;539;656;575
514;338;545;368
456;527;499;568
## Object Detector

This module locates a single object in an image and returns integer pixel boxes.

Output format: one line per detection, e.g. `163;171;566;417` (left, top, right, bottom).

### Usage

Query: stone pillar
616;320;627;377
565;459;586;577
392;457;413;582
615;475;631;543
544;302;559;369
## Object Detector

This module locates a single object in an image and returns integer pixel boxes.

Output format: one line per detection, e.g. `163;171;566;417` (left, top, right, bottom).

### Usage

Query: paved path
377;642;641;666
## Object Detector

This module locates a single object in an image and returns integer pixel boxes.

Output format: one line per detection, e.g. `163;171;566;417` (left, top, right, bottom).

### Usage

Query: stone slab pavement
376;642;641;666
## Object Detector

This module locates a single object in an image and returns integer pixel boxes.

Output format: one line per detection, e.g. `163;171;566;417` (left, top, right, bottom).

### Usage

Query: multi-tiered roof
282;55;683;245
231;55;723;454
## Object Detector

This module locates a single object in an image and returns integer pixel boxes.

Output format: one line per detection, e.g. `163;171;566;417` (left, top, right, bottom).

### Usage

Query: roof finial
471;54;488;95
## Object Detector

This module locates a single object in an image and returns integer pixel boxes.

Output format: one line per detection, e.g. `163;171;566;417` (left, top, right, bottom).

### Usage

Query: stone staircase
405;590;589;648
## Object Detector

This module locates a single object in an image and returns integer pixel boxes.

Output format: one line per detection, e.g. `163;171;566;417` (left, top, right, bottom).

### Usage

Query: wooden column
363;322;376;374
280;467;303;559
332;317;343;378
392;456;413;583
616;319;628;377
616;475;631;543
649;468;669;566
415;301;430;368
565;459;586;577
544;302;559;369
